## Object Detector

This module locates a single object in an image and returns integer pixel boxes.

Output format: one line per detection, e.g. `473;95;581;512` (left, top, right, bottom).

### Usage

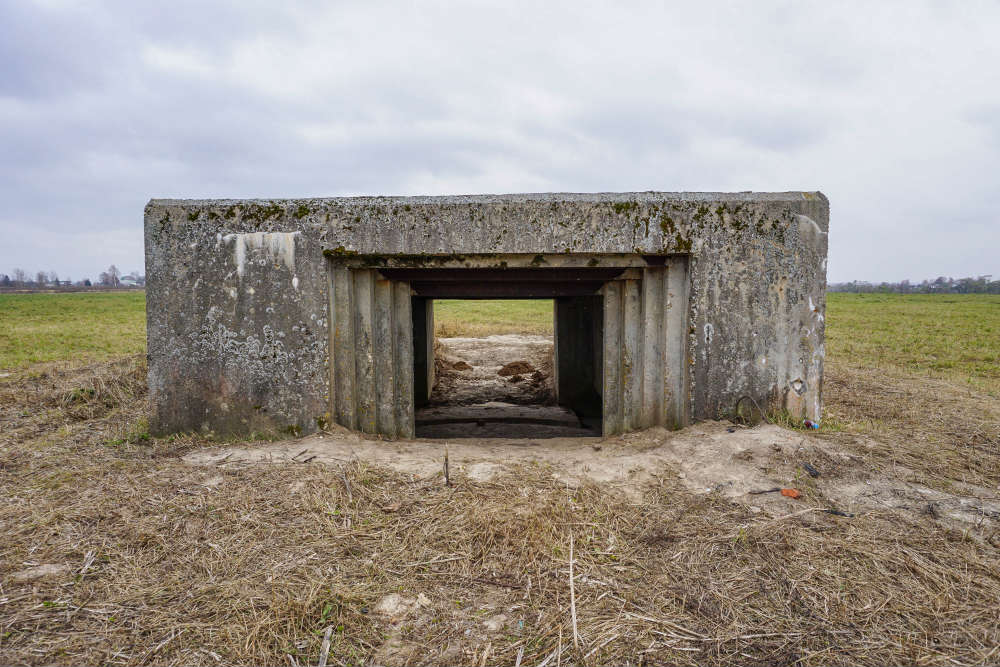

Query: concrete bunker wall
144;192;829;439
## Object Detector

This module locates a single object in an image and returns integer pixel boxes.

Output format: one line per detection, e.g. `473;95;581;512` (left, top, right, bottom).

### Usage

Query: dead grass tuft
822;360;1000;490
56;357;148;420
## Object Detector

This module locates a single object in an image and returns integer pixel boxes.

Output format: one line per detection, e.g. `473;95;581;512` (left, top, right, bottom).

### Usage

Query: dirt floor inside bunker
418;335;595;438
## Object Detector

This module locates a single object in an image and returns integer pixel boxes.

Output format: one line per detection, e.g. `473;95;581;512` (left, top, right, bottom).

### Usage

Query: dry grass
2;358;1000;665
822;359;1000;491
2;293;999;664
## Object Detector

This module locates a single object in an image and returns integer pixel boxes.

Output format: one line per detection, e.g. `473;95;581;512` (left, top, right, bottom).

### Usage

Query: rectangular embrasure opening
326;254;688;440
416;299;603;439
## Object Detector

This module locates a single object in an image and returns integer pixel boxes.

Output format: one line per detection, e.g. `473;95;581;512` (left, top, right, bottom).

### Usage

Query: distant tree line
829;275;999;294
0;265;145;288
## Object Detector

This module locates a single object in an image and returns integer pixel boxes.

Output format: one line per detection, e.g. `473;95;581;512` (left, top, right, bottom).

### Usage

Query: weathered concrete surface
145;192;829;437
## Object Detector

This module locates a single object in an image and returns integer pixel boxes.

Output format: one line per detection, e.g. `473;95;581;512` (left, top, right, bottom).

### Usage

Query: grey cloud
1;1;998;282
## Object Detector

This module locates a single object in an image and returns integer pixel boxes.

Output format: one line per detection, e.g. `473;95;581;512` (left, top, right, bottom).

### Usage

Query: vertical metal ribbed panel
621;279;642;431
392;282;415;438
602;259;689;435
601;281;623;436
329;267;414;439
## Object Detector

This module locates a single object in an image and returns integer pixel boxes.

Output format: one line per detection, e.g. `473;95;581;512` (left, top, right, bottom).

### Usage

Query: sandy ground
186;420;1000;537
191;334;1000;535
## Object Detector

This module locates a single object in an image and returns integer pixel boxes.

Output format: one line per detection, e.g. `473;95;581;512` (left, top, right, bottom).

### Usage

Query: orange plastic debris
780;488;801;499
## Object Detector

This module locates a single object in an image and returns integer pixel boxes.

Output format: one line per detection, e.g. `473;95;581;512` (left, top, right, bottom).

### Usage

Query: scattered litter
748;487;801;499
803;419;820;429
749;487;782;495
823;509;855;518
802;462;820;477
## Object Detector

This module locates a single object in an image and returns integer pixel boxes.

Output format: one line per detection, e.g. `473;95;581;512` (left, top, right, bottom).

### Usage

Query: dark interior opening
394;266;614;439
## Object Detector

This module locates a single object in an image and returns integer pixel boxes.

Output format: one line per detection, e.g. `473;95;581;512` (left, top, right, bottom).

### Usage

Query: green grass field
1;292;997;393
0;292;146;370
825;293;1000;391
434;299;553;337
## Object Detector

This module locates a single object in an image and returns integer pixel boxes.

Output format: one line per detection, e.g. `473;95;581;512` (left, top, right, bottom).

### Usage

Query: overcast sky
2;1;998;283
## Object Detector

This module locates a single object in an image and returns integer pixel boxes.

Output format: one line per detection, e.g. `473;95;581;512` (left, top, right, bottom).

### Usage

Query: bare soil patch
186;421;1000;537
422;335;570;438
497;360;535;377
430;335;554;407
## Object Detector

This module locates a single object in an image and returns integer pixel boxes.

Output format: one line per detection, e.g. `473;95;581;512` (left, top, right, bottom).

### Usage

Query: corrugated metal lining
601;258;689;435
328;267;415;438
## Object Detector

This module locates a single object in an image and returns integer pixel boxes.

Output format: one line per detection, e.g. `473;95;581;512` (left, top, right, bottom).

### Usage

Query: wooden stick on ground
318;625;333;667
444;444;450;486
339;464;353;503
570;533;579;650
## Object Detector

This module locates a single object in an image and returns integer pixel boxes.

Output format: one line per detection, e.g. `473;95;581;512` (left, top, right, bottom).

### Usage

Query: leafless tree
36;271;47;286
106;265;120;287
12;268;27;285
49;270;59;285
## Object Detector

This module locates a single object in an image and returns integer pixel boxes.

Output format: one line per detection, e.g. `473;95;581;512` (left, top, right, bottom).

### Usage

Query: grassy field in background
434;299;553;337
1;292;997;393
825;293;1000;393
0;292;146;370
